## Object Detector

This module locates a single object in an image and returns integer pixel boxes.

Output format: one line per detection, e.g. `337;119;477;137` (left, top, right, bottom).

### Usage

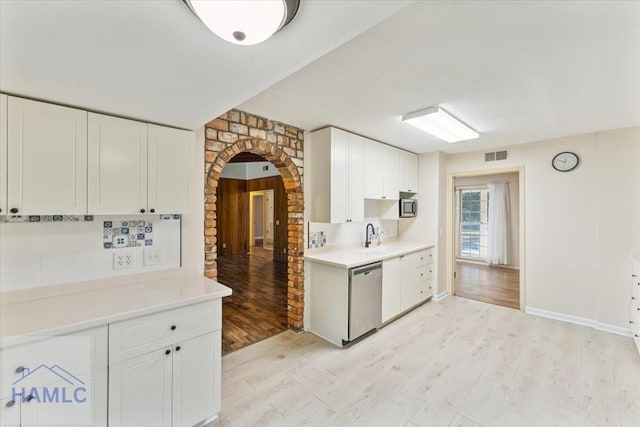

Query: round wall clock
552;151;579;172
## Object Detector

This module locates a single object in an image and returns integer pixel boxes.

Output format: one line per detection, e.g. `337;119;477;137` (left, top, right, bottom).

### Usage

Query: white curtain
486;182;510;265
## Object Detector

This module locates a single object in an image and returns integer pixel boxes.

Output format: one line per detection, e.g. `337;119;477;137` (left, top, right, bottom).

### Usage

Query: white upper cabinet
148;125;192;214
0;94;7;215
398;149;418;193
7;96;87;215
88;113;148;214
310;127;364;223
364;139;399;200
89;114;193;215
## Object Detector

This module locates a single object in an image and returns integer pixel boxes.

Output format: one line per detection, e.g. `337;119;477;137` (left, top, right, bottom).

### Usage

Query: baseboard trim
525;306;632;337
433;291;449;302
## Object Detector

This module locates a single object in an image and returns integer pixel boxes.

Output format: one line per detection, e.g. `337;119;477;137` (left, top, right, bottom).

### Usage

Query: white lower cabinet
631;260;640;356
0;326;108;427
383;247;435;321
108;301;222;427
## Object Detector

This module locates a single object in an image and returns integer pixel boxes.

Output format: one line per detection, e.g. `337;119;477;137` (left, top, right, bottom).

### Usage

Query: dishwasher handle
350;262;382;278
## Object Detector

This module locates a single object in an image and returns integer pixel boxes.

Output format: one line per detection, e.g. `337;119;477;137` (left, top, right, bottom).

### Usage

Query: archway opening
204;138;305;353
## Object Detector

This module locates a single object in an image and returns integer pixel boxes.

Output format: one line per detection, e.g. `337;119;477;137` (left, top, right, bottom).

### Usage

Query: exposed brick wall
204;109;305;331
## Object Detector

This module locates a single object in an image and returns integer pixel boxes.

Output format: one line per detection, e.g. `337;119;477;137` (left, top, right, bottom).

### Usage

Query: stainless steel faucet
365;223;374;248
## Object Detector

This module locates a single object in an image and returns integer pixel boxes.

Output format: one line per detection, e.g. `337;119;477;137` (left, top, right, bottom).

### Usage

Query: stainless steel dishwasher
345;261;383;345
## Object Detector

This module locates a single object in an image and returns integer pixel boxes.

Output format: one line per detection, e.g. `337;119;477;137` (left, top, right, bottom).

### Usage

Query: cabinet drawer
416;265;435;282
1;326;107;396
109;300;220;363
632;273;640;302
415;248;434;267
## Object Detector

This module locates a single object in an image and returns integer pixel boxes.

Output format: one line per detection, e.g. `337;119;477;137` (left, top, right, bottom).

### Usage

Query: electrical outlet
143;247;164;266
113;250;134;270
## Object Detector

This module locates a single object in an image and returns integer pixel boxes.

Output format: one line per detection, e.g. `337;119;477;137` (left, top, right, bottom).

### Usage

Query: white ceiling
0;0;409;130
1;1;639;154
240;1;640;153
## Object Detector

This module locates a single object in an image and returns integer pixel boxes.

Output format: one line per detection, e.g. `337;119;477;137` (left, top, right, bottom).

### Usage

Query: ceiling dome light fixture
184;0;300;46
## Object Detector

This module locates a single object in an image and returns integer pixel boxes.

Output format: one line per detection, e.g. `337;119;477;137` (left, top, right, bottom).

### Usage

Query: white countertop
305;240;435;269
0;269;232;346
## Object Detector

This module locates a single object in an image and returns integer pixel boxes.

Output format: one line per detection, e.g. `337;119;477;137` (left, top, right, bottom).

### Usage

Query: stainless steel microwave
399;198;418;218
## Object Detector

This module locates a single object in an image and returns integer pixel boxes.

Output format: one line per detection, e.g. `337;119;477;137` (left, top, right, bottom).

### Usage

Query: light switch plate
143;247;164;266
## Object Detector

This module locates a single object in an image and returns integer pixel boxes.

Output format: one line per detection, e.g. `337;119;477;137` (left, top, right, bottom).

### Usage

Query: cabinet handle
10;208;18;214
382;196;386;199
165;349;171;355
170;325;177;331
140;209;146;213
150;208;155;213
25;394;34;403
6;400;15;408
15;366;25;374
175;345;181;351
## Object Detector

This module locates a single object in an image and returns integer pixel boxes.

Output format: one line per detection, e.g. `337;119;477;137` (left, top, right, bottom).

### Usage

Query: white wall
220;161;280;180
454;172;520;268
0;216;181;291
446;126;640;330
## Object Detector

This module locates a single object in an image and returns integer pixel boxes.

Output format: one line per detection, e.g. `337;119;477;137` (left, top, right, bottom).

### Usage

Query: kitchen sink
357;245;402;255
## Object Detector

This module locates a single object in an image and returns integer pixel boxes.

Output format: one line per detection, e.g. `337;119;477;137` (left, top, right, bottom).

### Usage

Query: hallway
217;248;288;355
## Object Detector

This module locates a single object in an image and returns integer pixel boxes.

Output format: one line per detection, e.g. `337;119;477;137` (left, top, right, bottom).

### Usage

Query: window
457;188;489;259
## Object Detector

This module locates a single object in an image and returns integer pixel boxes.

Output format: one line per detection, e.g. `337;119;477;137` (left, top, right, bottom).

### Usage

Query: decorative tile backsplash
102;215;180;249
309;231;327;249
1;215;95;223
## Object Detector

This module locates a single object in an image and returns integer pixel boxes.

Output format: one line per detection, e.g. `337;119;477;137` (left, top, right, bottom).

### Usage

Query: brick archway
205;138;304;331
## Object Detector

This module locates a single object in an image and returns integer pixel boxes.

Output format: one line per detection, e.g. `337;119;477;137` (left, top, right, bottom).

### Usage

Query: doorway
249;189;274;254
216;153;288;355
450;170;523;310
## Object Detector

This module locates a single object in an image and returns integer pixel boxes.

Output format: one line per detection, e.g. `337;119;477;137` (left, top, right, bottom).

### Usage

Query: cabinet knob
10;208;18;214
170;325;177;331
150;208;155;213
175;345;181;351
15;366;25;374
165;349;171;355
25;394;34;403
140;209;146;213
6;400;15;408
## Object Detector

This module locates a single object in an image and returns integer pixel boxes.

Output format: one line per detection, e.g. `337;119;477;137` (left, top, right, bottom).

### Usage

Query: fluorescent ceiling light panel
402;106;479;143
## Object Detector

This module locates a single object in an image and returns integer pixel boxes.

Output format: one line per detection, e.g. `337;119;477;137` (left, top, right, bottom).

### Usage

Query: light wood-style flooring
455;261;520;309
217;247;288;355
211;296;639;426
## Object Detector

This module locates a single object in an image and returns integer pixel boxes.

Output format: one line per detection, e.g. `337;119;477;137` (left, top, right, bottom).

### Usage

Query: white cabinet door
108;348;172;427
382;257;402;322
7;97;87;215
148;125;192;214
330;128;349;223
363;139;384;199
398;150;418;193
400;253;418;311
0;394;20;427
381;144;399;199
172;332;220;427
0;94;7;215
88;113;148;215
19;366;107;427
347;133;364;223
364;140;399;200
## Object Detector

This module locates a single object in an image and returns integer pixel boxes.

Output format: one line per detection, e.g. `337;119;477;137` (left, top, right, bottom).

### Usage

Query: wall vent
485;150;508;162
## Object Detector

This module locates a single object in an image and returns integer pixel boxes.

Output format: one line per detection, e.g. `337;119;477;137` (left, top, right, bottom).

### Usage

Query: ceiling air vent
485;150;508;162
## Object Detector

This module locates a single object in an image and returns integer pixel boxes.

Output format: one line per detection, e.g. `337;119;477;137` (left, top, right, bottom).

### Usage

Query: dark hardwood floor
217;247;288;355
454;261;520;309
